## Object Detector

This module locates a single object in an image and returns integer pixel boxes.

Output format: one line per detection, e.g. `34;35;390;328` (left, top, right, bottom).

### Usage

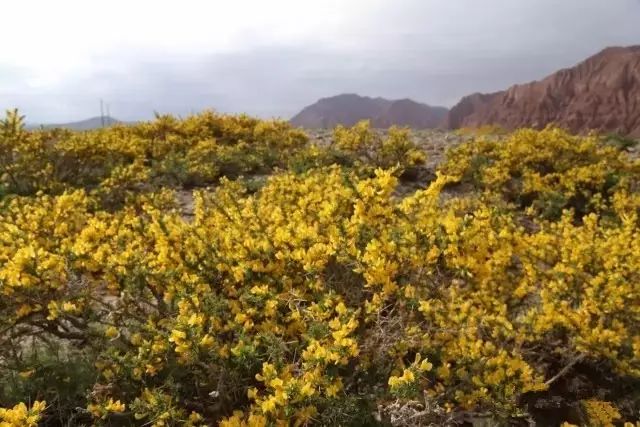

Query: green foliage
1;111;640;426
604;133;638;151
0;344;96;425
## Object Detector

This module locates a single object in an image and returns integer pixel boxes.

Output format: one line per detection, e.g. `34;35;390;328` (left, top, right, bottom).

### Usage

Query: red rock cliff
448;46;640;137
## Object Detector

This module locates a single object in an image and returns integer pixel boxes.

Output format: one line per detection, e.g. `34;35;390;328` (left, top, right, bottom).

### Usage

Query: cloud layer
1;0;639;122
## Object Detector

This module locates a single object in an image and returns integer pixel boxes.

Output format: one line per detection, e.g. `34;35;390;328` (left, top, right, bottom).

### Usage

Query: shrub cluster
1;109;307;204
1;112;639;426
440;127;640;221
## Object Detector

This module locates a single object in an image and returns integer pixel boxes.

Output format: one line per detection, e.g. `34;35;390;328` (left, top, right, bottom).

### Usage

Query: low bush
1;111;639;425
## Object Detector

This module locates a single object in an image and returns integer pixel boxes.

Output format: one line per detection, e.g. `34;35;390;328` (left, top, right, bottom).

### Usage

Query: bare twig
545;353;586;387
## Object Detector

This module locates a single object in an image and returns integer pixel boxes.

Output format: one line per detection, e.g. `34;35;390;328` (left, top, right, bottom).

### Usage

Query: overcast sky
1;0;639;122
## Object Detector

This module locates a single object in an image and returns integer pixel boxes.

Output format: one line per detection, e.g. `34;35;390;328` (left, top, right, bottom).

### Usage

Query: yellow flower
199;334;215;348
401;369;415;383
260;396;277;413
247;387;258;400
419;359;433;372
105;326;119;339
18;369;35;379
104;398;125;413
169;329;187;343
62;301;79;313
325;380;342;397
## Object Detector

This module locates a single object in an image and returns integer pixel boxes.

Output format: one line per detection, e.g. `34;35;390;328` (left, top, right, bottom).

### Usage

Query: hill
448;46;640;137
291;93;448;129
373;98;449;129
29;116;123;130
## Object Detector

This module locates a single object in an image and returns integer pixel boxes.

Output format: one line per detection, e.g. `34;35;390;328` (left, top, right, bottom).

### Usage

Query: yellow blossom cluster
1;110;639;425
0;401;45;427
333;120;426;169
387;353;433;398
441;127;640;220
0;109;309;206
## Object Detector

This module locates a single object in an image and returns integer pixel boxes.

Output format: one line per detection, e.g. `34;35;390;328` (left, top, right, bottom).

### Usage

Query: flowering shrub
332;120;426;170
441;127;640;220
1;110;639;425
0;110;309;206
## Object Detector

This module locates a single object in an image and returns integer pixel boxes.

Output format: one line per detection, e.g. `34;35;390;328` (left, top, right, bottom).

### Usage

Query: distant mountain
30;116;124;130
290;94;448;129
448;45;640;137
373;98;449;129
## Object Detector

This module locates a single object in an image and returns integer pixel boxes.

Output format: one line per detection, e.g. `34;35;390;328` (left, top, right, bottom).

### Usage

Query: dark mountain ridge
291;94;448;129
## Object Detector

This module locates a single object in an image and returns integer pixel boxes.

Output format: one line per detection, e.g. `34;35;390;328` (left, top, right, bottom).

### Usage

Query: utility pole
100;99;105;128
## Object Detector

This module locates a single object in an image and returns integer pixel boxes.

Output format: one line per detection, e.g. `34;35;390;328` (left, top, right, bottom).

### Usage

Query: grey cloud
2;0;640;123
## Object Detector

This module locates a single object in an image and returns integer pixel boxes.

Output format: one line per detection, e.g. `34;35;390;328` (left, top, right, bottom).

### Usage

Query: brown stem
545;353;586;387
